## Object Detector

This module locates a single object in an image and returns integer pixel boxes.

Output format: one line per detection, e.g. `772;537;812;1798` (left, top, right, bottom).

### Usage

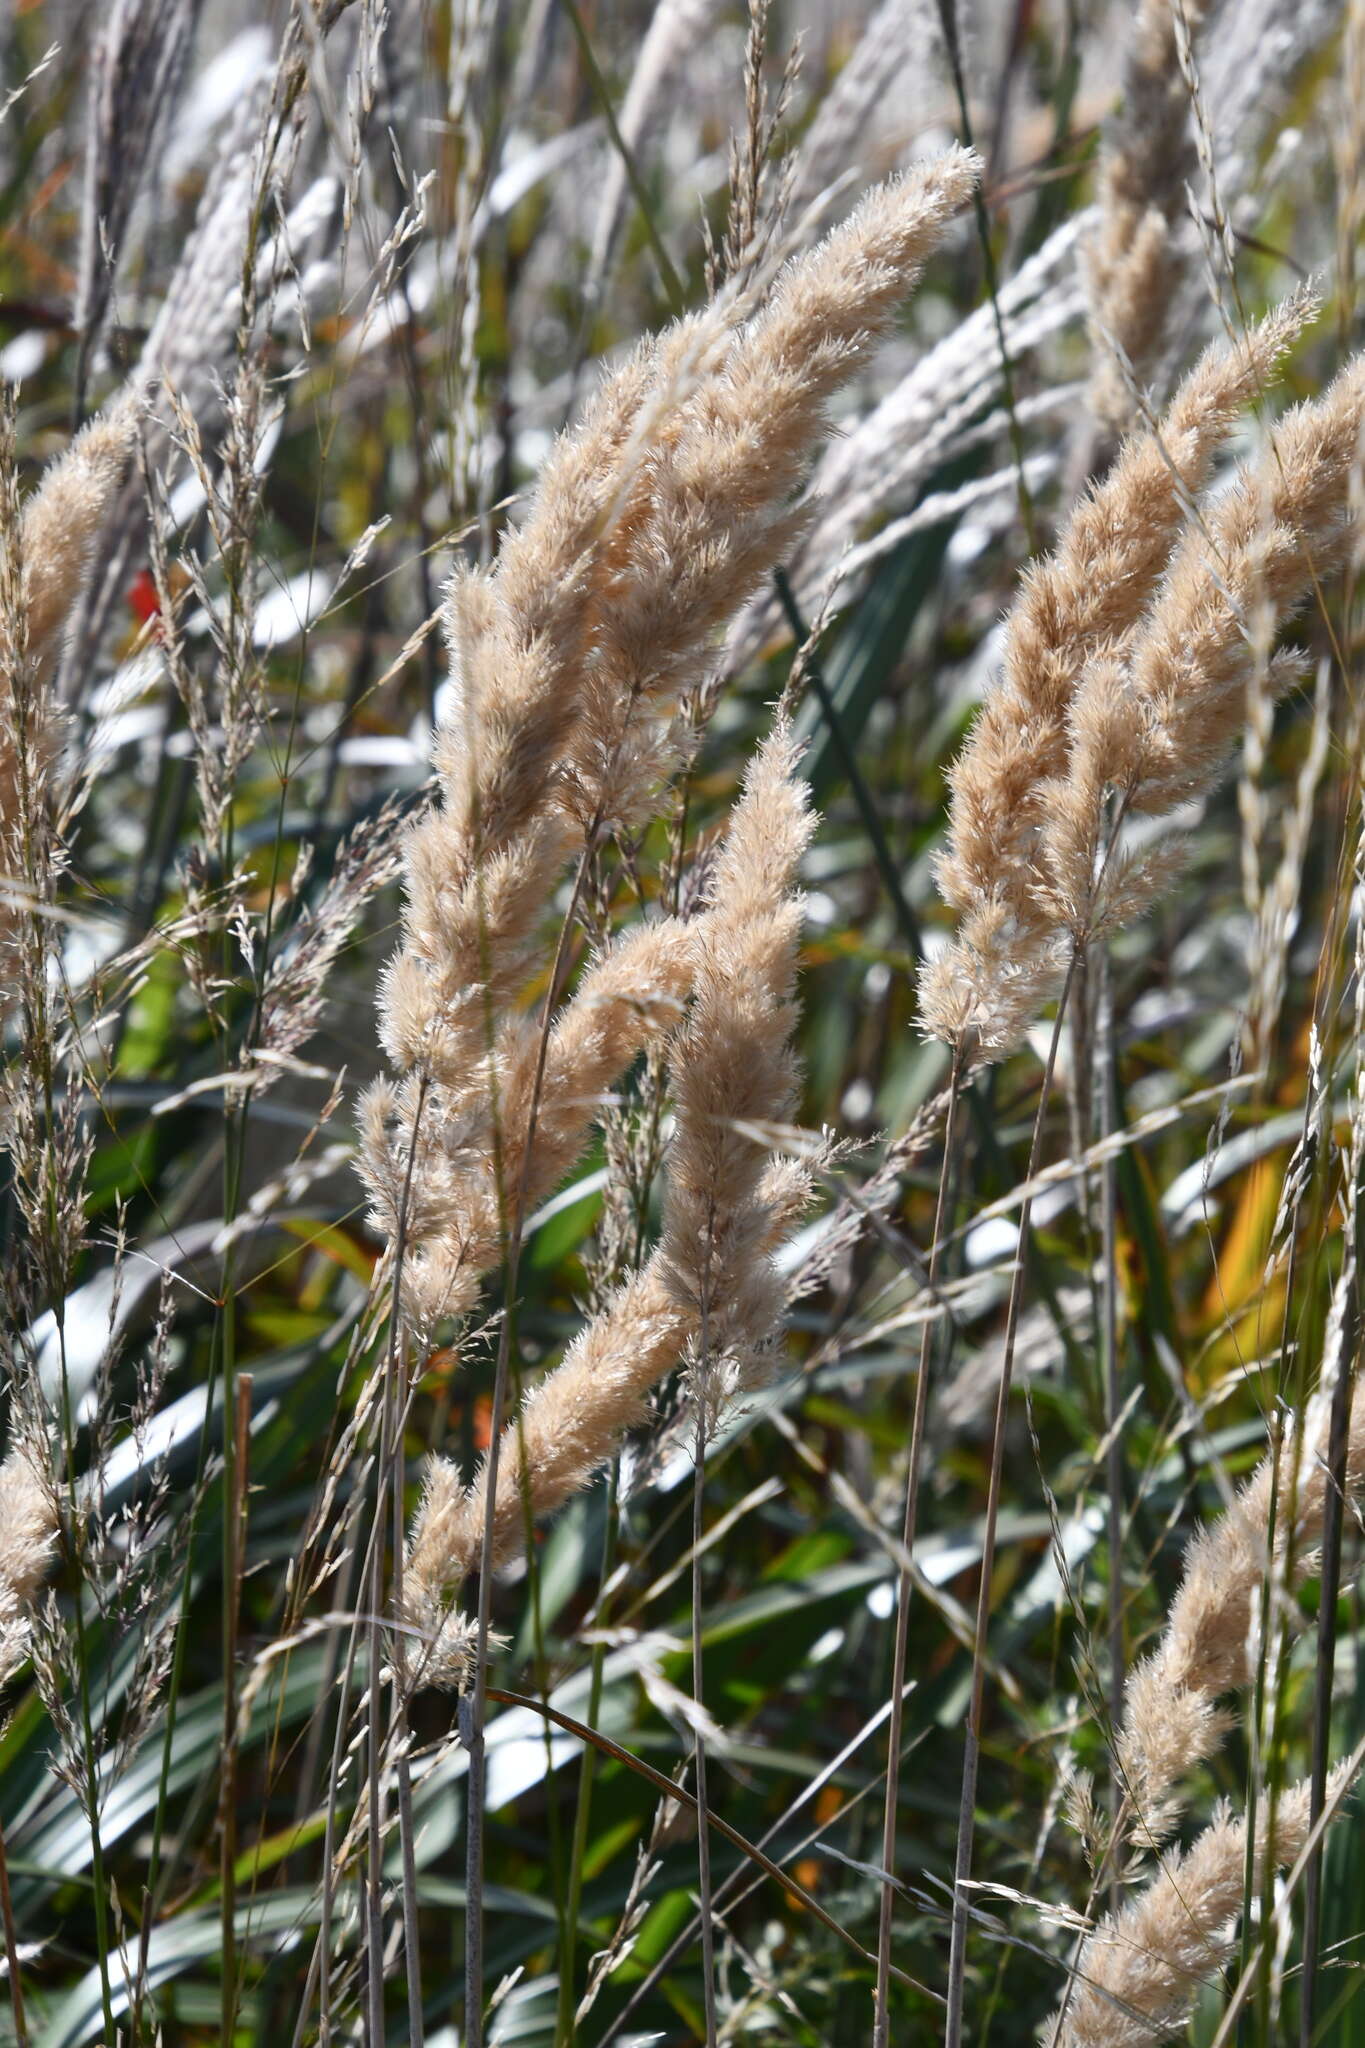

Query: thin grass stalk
554;1457;621;2045
773;569;923;960
220;1365;253;2042
315;1597;366;2047
58;1439;117;2048
485;1683;940;1995
872;1050;963;2047
944;953;1078;2047
217;1096;249;2036
392;1433;426;2048
0;1815;27;2048
1240;1053;1328;2036
462;819;607;2048
692;1392;720;2048
1298;1317;1355;2046
366;1401;391;2044
562;0;685;313
354;1383;403;2017
1300;740;1365;2042
1255;1141;1344;2038
1099;945;1124;1906
1204;1730;1365;2048
931;0;1037;552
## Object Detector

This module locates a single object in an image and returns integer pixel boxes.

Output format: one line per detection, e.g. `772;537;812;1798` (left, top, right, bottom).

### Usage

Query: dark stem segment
0;1816;27;2047
1298;1261;1358;2046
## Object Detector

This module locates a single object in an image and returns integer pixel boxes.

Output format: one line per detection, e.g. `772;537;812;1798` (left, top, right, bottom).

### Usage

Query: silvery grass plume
404;726;812;1686
584;0;721;306
372;150;982;1686
784;0;942;232
727;208;1088;670
359;146;978;1335
920;299;1365;1063
1084;0;1209;438
74;0;202;414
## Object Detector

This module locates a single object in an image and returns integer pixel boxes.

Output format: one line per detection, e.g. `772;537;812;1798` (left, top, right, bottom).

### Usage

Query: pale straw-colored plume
0;393;135;997
361;148;978;1330
561;148;982;835
19;399;137;686
0;1447;57;1684
400;727;814;1688
1116;1377;1365;1850
921;308;1365;1063
655;720;816;1401
1085;0;1210;437
1044;1767;1353;2048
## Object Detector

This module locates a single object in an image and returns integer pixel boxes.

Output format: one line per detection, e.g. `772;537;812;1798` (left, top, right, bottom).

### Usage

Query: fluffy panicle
1116;1378;1365;1848
0;394;134;998
656;721;815;1400
1118;355;1365;817
363;152;977;1325
404;1267;688;1687
922;308;1365;1065
20;399;137;684
399;728;814;1687
1044;1768;1354;2048
1085;0;1210;436
0;1448;57;1684
562;149;981;834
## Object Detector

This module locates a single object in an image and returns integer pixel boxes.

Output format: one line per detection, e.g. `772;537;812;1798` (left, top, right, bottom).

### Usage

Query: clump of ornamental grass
1113;1379;1365;1852
1037;1379;1365;2046
1044;1765;1353;2048
357;148;980;1686
403;722;813;1680
920;298;1365;1065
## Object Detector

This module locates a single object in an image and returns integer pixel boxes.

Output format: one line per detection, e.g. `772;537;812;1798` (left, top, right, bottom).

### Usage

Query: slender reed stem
944;957;1077;2046
484;1684;943;1998
220;1365;253;2043
932;0;1037;553
1098;946;1125;1913
463;823;605;2048
692;1403;720;2048
0;1815;27;2048
1298;1320;1354;2047
371;1074;430;2045
555;1459;621;2045
872;1051;963;2047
